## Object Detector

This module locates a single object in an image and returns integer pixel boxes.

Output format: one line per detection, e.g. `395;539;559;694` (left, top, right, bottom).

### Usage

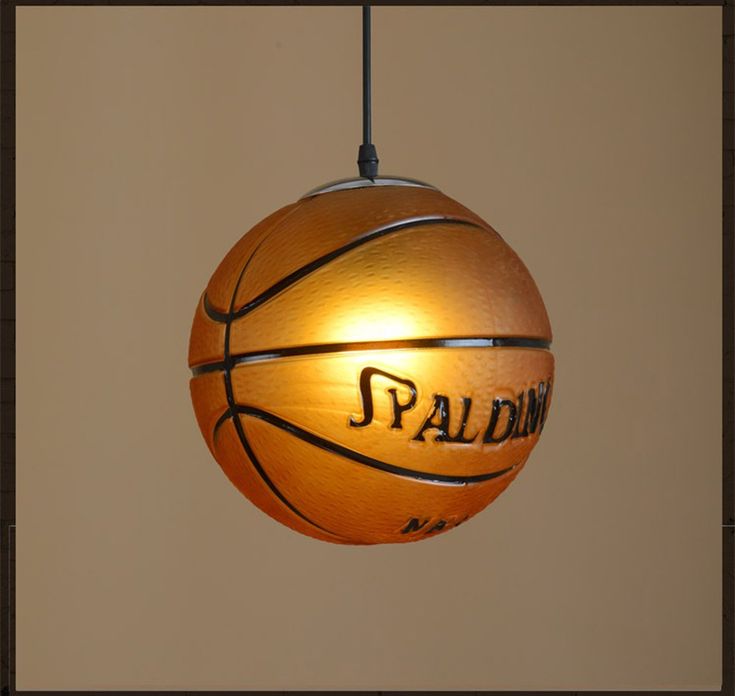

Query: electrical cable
357;5;379;179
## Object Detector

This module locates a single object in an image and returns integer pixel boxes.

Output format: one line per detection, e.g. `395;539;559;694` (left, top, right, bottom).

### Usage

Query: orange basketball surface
188;180;554;545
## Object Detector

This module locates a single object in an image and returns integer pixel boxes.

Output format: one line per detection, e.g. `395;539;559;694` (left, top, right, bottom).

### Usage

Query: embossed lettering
539;380;552;432
412;395;451;441
425;519;448;534
387;387;415;429
450;397;478;443
349;367;417;429
522;382;547;436
483;398;517;443
352;367;553;446
511;391;526;439
399;514;471;537
401;517;430;534
412;395;481;443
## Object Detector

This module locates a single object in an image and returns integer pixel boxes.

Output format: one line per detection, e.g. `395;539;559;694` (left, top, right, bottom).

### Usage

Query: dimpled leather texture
188;184;554;545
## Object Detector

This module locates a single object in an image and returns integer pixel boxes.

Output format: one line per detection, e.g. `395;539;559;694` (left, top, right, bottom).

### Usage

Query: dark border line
722;6;734;696
191;336;553;376
226;404;518;486
203;293;229;323
0;0;15;693
202;215;485;322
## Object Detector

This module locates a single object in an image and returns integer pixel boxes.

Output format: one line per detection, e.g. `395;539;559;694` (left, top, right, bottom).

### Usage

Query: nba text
399;514;470;536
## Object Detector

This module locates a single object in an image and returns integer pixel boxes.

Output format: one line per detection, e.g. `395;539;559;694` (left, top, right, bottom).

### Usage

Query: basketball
188;178;554;545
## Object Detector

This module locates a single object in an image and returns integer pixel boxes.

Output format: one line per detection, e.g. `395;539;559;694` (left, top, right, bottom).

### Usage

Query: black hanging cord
357;5;379;179
361;4;372;147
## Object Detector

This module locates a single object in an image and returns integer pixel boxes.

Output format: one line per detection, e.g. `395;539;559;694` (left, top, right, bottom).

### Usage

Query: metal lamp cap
301;175;439;199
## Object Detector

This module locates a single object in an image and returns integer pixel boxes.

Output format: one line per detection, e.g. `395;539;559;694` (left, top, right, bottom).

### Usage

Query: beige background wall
16;6;722;690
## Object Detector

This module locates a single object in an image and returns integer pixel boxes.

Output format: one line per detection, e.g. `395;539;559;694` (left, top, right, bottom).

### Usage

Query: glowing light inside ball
188;177;554;545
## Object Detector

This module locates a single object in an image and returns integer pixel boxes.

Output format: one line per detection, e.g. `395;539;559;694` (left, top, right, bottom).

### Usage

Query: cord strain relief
357;143;379;180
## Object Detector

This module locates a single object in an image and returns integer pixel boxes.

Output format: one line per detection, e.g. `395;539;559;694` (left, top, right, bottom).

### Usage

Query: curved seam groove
219;236;348;541
190;336;552;376
200;215;486;323
234;405;518;487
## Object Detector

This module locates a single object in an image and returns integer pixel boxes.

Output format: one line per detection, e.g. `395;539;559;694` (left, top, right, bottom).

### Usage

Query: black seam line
225;405;518;487
221;238;347;541
203;293;229;323
214;408;232;434
191;336;552;377
201;215;485;323
230;409;344;538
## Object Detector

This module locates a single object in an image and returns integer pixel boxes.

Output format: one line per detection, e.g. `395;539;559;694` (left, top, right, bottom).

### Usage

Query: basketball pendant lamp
188;7;554;545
